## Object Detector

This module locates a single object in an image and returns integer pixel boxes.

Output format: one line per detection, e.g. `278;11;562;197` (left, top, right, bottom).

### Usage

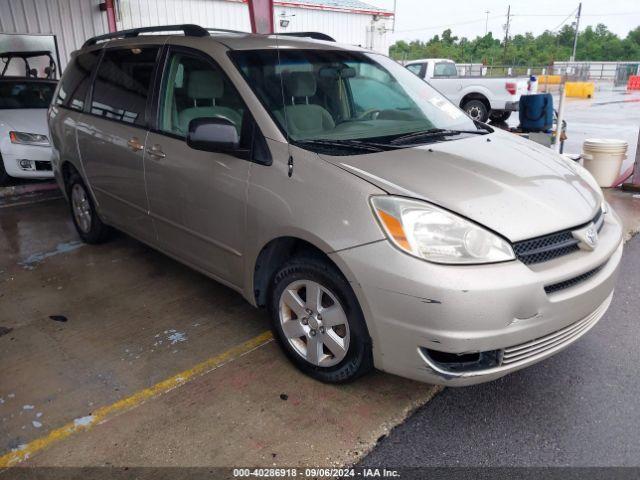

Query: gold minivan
48;25;623;386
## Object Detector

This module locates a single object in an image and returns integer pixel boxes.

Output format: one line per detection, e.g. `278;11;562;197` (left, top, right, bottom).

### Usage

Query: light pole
485;10;490;35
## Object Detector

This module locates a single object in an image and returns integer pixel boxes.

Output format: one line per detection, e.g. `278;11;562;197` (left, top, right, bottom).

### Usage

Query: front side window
0;81;55;109
433;62;458;77
90;47;159;126
54;51;100;111
231;49;476;145
159;52;244;137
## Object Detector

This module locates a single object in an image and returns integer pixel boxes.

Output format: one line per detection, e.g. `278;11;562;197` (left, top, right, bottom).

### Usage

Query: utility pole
485;10;490;35
570;3;582;62
503;5;511;57
392;0;397;32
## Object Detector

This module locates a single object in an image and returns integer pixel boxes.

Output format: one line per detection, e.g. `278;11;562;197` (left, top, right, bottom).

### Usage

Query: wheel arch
460;92;491;111
252;236;350;309
60;160;79;193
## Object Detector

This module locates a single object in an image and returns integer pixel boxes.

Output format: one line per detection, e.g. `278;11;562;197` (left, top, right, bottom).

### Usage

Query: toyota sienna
48;25;623;386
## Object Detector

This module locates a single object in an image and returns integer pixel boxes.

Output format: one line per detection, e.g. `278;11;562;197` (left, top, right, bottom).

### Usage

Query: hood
320;130;601;242
0;109;50;136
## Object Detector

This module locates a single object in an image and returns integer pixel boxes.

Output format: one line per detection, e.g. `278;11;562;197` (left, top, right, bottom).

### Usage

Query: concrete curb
0;181;59;199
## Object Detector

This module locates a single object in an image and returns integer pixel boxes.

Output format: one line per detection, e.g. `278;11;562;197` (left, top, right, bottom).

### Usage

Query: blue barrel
519;93;553;132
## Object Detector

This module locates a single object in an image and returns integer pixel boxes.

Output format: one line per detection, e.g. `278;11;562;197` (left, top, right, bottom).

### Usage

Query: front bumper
331;209;623;386
1;144;54;179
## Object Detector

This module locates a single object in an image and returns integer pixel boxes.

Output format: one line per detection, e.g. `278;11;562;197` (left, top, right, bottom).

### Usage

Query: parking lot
362;234;640;467
1;82;638;469
0;191;443;467
517;85;640;172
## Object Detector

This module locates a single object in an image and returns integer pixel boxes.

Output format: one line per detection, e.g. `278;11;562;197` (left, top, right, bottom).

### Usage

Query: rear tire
67;172;112;244
489;110;512;122
463;99;489;122
269;256;373;384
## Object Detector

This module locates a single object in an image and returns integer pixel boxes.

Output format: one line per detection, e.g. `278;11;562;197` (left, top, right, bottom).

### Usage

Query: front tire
68;172;111;244
463;99;489;122
269;256;373;383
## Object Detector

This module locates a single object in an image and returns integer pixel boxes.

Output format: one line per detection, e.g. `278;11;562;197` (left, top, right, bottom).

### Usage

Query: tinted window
54;51;99;111
90;47;159;126
159;52;245;137
0;81;56;109
433;62;458;77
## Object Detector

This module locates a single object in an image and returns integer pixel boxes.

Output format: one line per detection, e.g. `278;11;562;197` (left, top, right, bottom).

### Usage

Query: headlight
9;131;50;146
371;196;515;264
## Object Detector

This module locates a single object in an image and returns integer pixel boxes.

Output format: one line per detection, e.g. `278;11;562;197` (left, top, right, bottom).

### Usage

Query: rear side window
54;51;100;111
90;47;159;126
433;62;458;77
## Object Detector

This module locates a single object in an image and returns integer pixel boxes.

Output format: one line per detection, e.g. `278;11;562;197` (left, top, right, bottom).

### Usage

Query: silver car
48;25;623;386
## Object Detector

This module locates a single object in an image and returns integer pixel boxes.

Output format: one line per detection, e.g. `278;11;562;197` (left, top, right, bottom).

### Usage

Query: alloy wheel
71;183;92;233
278;279;350;367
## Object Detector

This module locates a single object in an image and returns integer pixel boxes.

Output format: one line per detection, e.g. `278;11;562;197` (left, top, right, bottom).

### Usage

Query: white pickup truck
404;58;528;123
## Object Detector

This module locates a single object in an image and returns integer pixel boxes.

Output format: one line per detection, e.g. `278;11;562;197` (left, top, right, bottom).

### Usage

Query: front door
144;48;251;287
78;46;160;242
430;62;463;104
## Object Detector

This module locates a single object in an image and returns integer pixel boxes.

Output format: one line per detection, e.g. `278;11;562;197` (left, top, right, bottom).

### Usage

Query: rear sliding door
77;46;160;243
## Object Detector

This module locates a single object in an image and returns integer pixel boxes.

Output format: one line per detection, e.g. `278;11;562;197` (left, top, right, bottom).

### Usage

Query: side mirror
187;117;240;153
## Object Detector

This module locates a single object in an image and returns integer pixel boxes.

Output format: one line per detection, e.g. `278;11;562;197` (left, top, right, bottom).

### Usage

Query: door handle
147;144;166;159
127;137;144;152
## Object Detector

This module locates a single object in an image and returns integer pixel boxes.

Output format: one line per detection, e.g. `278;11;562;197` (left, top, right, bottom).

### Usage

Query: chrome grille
513;208;604;265
501;295;610;366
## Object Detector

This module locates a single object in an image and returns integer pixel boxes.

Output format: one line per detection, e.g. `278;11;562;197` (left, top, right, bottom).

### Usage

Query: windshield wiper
389;128;488;145
295;139;389;153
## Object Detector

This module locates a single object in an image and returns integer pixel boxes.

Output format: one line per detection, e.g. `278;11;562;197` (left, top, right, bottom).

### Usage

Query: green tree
389;24;640;65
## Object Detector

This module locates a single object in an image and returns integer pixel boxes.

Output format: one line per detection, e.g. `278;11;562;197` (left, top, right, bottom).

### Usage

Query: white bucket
581;138;628;187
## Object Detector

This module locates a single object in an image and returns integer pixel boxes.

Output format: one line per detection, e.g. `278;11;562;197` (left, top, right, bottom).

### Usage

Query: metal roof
274;0;393;16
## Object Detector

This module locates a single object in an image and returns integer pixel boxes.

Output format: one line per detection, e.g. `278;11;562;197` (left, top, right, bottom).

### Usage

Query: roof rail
82;24;209;48
0;50;53;59
277;32;336;42
206;28;247;35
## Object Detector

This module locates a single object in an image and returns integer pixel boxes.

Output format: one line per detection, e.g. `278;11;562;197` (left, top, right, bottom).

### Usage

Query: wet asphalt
361;234;640;467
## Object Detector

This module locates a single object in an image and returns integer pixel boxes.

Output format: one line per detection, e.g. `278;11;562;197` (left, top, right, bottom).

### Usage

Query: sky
365;0;640;42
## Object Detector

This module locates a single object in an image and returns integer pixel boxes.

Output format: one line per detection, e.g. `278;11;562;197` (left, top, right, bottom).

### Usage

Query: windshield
231;49;478;145
0;81;55;109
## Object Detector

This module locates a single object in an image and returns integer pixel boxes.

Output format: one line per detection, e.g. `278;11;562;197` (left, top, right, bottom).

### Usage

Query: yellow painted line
0;331;273;467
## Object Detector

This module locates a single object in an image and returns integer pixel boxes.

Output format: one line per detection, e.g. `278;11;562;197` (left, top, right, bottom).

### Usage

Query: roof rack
277;32;336;42
1;50;57;79
0;50;53;59
83;24;209;47
206;28;247;35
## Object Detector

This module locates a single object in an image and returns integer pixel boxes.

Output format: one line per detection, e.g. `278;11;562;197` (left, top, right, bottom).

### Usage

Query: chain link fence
453;61;640;86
